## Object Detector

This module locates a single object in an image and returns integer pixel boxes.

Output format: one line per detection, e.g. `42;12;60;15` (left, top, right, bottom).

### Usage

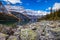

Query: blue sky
1;0;60;11
21;0;60;11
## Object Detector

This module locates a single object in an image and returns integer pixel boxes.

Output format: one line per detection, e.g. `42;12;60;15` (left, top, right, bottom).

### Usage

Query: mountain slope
0;1;19;21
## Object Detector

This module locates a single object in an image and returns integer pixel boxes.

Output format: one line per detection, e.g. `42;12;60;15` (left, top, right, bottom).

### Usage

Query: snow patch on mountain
5;5;50;16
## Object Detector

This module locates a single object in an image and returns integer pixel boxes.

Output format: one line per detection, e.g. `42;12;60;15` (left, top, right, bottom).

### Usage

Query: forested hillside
38;9;60;21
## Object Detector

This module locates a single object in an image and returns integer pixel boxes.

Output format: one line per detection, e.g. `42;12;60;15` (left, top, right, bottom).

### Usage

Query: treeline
38;9;60;21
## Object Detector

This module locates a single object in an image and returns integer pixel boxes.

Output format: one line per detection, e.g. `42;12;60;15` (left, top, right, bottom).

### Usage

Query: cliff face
11;11;30;21
0;12;19;21
0;1;19;21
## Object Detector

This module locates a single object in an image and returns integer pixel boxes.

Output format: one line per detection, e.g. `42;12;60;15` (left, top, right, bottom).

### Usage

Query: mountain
0;1;19;21
2;1;50;16
5;5;50;21
5;5;44;15
5;5;25;13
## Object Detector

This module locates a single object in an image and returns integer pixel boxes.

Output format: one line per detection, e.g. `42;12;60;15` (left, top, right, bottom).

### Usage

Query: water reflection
0;21;17;28
0;20;30;27
16;20;30;26
0;21;17;25
0;18;37;27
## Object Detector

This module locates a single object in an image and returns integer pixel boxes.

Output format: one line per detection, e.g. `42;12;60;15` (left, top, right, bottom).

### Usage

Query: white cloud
46;3;60;11
26;9;50;15
4;0;22;4
52;3;60;10
37;11;50;15
46;7;51;10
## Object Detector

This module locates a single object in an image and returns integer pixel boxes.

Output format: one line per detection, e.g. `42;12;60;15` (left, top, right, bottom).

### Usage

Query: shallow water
0;20;31;27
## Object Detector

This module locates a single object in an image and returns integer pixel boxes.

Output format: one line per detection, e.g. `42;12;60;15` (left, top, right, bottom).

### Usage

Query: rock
51;27;60;32
0;33;8;40
7;36;18;40
57;23;60;27
21;28;37;40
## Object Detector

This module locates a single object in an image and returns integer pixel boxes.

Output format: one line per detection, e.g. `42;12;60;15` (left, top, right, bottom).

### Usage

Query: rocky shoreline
0;21;60;40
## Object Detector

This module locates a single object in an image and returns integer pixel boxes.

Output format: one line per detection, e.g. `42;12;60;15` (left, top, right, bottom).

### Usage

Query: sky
1;0;60;12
